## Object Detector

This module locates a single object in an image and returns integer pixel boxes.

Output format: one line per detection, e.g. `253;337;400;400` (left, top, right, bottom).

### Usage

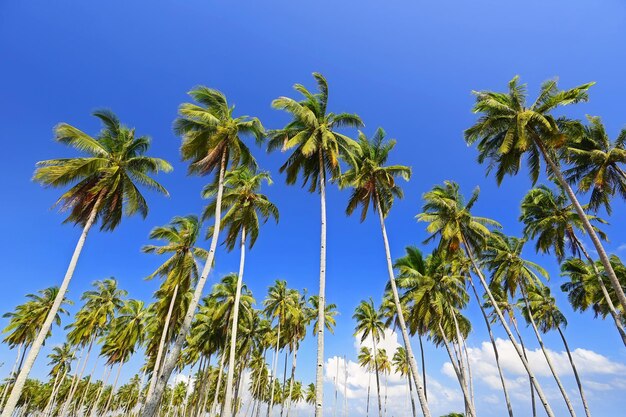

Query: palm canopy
210;273;255;332
519;185;607;262
3;287;71;348
417;181;500;254
175;86;264;176
268;72;363;191
519;284;567;333
353;298;385;344
563;115;626;214
202;166;279;250
309;295;338;334
101;299;148;366
464;76;594;184
340;128;411;220
47;343;74;378
33;110;172;231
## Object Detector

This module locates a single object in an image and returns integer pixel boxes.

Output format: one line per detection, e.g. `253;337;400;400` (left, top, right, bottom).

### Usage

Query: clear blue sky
1;1;626;416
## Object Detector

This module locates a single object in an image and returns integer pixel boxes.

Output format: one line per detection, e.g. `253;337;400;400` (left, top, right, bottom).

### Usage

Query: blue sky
1;1;626;416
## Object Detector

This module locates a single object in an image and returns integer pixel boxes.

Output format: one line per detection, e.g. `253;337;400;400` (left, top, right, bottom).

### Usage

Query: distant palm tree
2;110;171;417
358;347;374;417
392;347;416;417
464;77;626;321
43;343;74;416
269;73;362;417
143;87;264;417
353;299;385;417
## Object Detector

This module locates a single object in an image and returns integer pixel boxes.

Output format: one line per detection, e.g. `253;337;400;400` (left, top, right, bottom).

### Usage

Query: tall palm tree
464;77;626;317
340;128;430;416
563;115;626;214
142;215;207;402
202;166;278;417
358;347;375;417
43;343;74;416
417;181;556;417
2;110;171;417
521;284;592;417
142;87;264;417
353;299;385;417
392;347;416;417
520;185;626;345
269;73;362;417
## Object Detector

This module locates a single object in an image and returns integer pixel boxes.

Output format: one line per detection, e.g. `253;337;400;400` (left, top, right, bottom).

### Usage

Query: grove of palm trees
2;2;626;417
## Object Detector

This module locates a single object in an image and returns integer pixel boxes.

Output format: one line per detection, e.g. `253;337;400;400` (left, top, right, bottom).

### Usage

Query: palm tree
142;215;207;402
340;128;431;416
43;343;74;416
417;181;556;417
376;349;391;417
520;185;626;345
269;73;362;417
202;166;278;417
521;284;592;417
464;77;626;318
142;87;264;417
2;110;171;417
1;286;71;410
358;347;374;417
353;299;385;417
392;347;416;417
305;383;316;408
563;115;626;214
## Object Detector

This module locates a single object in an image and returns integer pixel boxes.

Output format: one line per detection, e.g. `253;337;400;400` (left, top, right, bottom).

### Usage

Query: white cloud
616;243;626;252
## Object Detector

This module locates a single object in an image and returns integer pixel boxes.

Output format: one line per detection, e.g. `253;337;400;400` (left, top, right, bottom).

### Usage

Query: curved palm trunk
314;150;327;417
102;362;123;417
510;314;536;417
211;352;227;417
537;141;626;313
222;227;247;417
520;287;577;417
574;237;626;346
89;365;112;417
286;344;300;417
372;340;383;417
147;283;180;402
451;314;471;414
462;236;556;417
418;334;427;401
0;343;22;410
1;194;104;417
267;323;281;417
60;337;95;416
557;326;592;417
469;280;514;417
375;197;431;417
43;370;63;417
142;151;227;417
407;371;417;417
282;351;289;417
75;355;100;416
437;323;476;417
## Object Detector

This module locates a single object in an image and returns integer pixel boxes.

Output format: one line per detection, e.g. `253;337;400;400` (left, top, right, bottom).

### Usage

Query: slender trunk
281;350;289;417
223;227;247;417
574;236;626;346
451;314;470;409
198;356;213;417
233;358;246;416
267;323;281;417
469;279;514;417
438;323;476;417
462;236;556;417
418;334;427;402
557;326;592;417
60;337;95;416
462;331;475;411
537;140;626;313
1;193;104;417
372;339;382;417
314;150;327;417
286;344;299;417
102;362;124;417
147;284;180;402
89;365;112;417
43;370;63;417
375;197;431;417
383;371;388;417
510;314;535;417
76;355;100;417
407;371;417;417
366;370;371;417
142;151;228;417
211;353;226;417
0;343;22;409
520;287;576;417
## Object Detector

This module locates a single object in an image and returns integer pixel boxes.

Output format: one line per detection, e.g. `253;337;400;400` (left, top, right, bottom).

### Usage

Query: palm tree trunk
142;150;228;417
1;193;105;417
147;283;180;402
537;140;626;313
375;195;431;417
0;343;22;410
462;339;475;412
281;350;289;417
510;314;535;417
372;339;383;417
223;227;247;417
366;370;371;417
469;280;514;417
286;344;299;417
574;236;626;346
451;314;470;409
267;323;281;417
520;287;576;417
211;352;226;417
461;235;556;417
437;322;476;417
75;355;100;417
89;365;112;417
60;337;95;416
557;326;592;417
314;150;327;417
407;371;417;417
102;362;123;417
43;370;63;417
418;334;427;401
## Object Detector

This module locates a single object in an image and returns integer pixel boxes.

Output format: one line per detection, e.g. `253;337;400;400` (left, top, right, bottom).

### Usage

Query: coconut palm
417;181;556;417
142;215;207;402
269;72;362;417
339;128;431;416
464;77;626;319
563;115;626;214
521;284;592;417
358;347;375;417
142;87;264;417
202;166;278;417
520;185;626;345
392;347;416;417
353;299;385;417
2;110;171;417
43;343;74;416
